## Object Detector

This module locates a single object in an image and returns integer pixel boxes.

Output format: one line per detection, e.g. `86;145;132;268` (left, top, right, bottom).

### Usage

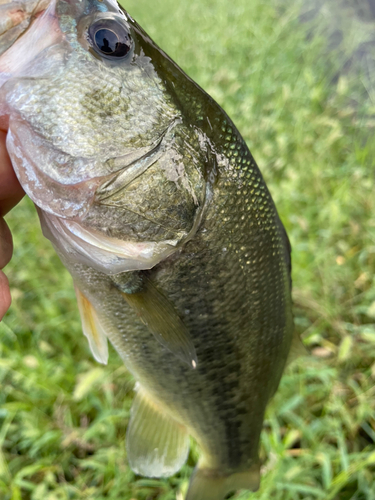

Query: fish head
0;0;213;274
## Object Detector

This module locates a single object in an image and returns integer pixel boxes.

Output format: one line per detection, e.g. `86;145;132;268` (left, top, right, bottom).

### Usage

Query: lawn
1;0;375;499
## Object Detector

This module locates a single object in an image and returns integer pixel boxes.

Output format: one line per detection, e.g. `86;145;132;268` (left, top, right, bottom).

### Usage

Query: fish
0;1;300;498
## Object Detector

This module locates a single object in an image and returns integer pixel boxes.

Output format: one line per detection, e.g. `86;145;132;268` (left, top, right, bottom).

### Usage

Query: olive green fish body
0;1;294;498
63;113;293;480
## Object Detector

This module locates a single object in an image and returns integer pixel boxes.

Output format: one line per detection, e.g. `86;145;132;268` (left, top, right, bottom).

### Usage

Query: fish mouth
36;116;208;276
7;112;192;276
6;114;181;220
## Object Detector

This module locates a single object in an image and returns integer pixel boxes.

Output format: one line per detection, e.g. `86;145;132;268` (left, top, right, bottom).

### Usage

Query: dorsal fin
286;329;308;367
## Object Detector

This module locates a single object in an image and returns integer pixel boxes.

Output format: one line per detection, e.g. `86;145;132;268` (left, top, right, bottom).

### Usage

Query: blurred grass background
1;0;375;498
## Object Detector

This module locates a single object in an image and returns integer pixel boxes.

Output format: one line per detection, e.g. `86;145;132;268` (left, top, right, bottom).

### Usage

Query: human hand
0;130;25;320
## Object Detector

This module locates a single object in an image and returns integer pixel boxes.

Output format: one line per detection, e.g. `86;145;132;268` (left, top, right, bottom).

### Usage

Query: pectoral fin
126;385;190;477
75;287;109;365
121;277;197;368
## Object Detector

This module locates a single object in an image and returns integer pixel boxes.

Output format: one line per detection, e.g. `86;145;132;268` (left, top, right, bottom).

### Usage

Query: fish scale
0;0;298;498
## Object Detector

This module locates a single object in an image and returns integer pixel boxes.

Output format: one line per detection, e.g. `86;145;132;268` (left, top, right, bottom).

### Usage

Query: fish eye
88;19;132;59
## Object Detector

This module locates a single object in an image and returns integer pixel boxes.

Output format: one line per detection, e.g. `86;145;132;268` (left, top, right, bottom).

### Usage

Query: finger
0;217;13;269
0;130;25;216
0;270;11;321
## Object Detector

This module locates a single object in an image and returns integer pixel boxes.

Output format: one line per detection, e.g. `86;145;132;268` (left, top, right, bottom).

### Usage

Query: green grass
1;0;375;498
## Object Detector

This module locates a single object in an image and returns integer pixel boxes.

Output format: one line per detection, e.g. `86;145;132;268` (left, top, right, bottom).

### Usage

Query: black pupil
95;28;119;54
90;21;132;58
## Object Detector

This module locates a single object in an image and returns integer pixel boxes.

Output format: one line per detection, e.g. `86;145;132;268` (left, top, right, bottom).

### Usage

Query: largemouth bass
0;1;299;498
